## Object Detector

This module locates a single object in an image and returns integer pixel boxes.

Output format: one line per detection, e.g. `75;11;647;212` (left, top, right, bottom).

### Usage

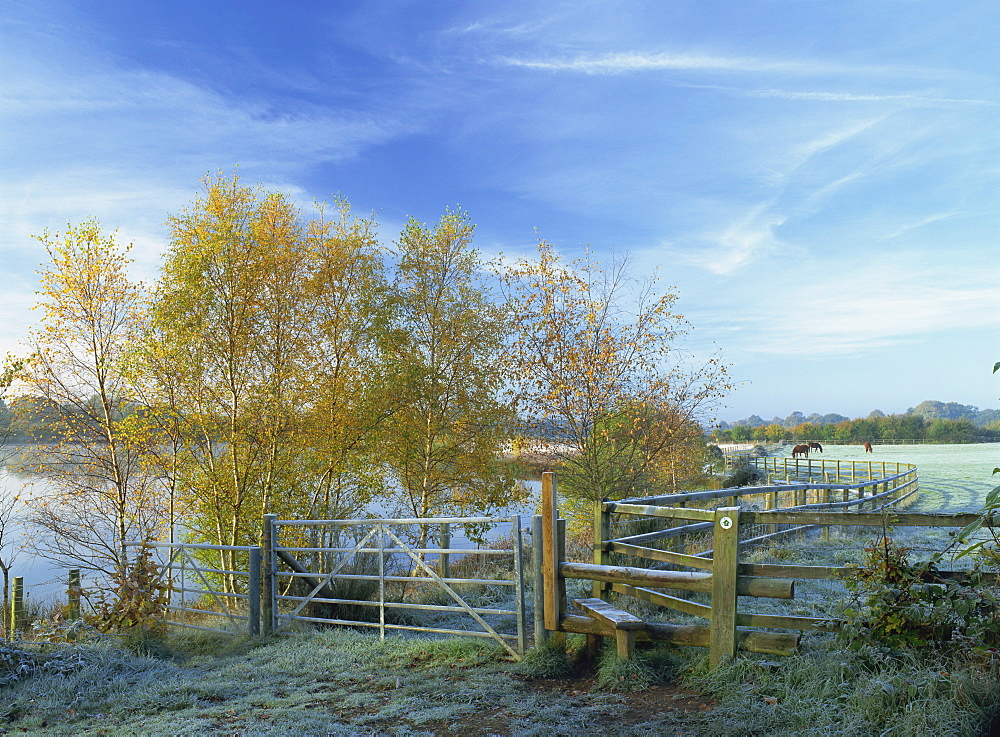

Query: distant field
776;442;999;514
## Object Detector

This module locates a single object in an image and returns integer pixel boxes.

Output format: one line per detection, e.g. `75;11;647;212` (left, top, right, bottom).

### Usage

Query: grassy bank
2;581;998;736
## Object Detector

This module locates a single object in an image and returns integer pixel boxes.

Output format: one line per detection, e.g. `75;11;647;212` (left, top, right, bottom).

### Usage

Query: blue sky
3;0;999;423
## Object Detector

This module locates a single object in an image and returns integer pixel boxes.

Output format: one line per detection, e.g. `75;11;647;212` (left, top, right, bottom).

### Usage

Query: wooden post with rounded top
709;507;740;668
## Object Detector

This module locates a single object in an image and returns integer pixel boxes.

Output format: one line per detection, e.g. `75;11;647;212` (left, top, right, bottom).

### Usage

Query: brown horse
863;441;873;453
808;442;823;453
791;444;810;458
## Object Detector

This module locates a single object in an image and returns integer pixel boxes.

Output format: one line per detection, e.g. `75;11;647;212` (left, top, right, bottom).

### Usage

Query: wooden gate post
531;515;549;646
67;569;81;621
542;472;558;631
709;507;740;668
9;577;23;637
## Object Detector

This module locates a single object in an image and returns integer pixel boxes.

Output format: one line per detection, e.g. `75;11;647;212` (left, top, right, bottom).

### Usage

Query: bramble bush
86;544;171;637
839;531;1000;655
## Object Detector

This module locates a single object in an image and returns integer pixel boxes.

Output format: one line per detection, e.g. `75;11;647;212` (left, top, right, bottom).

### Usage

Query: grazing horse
808;442;823;453
791;444;810;458
863;441;873;453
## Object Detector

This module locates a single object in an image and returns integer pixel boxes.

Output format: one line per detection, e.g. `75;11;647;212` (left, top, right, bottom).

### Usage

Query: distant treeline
9;396;997;447
712;402;1000;444
717;400;1000;432
0;396;84;443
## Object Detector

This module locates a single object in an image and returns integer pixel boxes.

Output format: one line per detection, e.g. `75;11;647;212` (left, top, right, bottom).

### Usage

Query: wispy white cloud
700;256;1000;358
881;210;961;240
749;88;999;106
498;50;925;78
791;118;889;167
752;116;891;194
757;289;999;356
685;204;788;276
0;14;434;358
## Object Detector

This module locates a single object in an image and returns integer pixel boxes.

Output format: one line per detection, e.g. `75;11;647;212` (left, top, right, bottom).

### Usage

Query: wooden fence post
67;569;81;621
593;498;611;598
710;507;740;668
9;577;23;637
262;514;277;635
553;516;567;649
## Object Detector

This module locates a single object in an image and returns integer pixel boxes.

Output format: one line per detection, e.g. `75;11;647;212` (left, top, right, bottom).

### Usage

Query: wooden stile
560;561;794;599
560;615;800;656
574;598;643;658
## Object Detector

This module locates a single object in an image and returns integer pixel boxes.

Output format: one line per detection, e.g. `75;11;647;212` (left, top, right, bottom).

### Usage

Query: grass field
779;442;1000;513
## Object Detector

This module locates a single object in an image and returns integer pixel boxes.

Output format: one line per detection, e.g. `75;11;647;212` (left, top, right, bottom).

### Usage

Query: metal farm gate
130;515;528;658
124;540;263;636
261;515;527;658
260;514;529;658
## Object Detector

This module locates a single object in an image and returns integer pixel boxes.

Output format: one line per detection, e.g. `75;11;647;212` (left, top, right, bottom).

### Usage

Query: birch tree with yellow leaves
297;199;398;521
149;175;317;570
17;221;163;577
500;241;732;524
145;174;398;588
382;211;524;532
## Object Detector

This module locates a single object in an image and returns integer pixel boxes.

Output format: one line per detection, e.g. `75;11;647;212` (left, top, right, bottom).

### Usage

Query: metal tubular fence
612;458;918;559
124;541;262;637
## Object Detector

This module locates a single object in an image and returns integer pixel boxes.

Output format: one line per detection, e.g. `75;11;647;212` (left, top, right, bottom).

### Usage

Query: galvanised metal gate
262;514;528;659
129;514;529;657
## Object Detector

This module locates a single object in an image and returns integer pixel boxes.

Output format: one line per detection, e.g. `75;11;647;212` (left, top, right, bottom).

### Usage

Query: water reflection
0;465;64;600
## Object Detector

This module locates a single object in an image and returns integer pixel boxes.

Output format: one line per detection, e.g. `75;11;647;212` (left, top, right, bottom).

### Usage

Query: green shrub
86;543;171;637
839;532;1000;653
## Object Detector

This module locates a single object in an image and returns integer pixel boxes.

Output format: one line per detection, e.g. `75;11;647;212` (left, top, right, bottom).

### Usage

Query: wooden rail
538;472;807;663
534;459;975;668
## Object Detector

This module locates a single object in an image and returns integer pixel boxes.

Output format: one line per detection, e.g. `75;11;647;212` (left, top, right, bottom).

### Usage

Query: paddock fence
536;462;998;668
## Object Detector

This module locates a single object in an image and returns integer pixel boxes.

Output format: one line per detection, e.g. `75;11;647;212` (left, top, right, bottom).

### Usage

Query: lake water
0;466;67;601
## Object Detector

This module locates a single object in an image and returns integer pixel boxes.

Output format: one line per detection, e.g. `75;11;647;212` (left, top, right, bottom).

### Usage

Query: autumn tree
382;210;524;534
297;199;398;521
148;175;317;571
499;241;732;526
17;221;162;577
145;174;396;586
